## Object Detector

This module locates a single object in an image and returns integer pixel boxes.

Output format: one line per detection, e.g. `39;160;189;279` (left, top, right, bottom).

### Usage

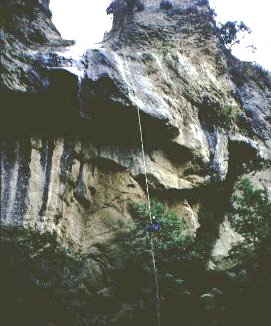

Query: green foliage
229;178;271;248
217;104;240;127
113;199;203;324
1;229;88;326
227;179;271;322
130;199;194;254
218;21;251;49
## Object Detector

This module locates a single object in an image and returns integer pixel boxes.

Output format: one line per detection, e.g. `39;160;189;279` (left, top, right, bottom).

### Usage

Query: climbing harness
123;54;162;326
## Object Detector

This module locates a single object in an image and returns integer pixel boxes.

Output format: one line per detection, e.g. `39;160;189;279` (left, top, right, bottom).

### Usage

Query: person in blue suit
146;216;160;233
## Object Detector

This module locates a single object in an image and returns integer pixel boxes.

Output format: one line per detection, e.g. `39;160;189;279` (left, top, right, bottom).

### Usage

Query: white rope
123;54;161;326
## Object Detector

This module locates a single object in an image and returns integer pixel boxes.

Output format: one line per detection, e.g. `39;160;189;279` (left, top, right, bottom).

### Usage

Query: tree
113;199;199;324
129;199;194;255
229;178;271;248
218;20;251;49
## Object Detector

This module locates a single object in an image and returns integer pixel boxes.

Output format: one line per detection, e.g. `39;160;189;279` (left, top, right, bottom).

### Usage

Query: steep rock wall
1;0;271;324
1;0;270;249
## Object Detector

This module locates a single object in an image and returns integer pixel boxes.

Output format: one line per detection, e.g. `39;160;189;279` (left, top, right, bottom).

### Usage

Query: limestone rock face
211;218;243;265
1;0;271;258
1;138;146;249
0;0;73;93
1;0;271;323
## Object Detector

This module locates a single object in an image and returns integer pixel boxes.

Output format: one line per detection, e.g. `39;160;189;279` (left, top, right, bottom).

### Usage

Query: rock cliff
1;0;271;325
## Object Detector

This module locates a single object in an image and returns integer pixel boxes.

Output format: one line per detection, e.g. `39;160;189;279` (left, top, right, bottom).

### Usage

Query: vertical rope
123;54;161;326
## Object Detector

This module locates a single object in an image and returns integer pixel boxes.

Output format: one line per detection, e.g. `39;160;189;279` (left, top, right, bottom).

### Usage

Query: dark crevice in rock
0;73;87;136
60;139;76;180
92;157;126;173
196;137;262;256
165;142;194;165
1;138;32;226
74;163;91;208
15;139;32;222
39;138;55;217
79;75;179;148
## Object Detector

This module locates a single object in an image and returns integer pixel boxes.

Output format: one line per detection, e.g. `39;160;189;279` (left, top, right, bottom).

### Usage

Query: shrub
129;199;194;256
160;1;173;10
229;178;271;248
217;21;251;49
217;104;241;127
111;200;214;324
228;177;271;304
